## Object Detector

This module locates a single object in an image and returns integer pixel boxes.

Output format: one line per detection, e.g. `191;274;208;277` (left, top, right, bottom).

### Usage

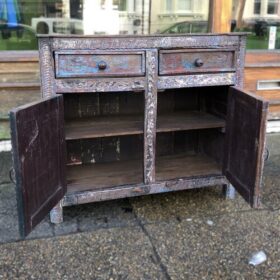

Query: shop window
254;0;261;14
178;0;192;12
0;0;210;51
233;0;280;50
267;0;279;14
164;0;192;13
113;0;128;11
165;0;172;12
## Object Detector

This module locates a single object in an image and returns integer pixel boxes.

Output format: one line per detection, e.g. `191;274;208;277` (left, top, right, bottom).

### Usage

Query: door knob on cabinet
97;61;107;70
194;58;204;67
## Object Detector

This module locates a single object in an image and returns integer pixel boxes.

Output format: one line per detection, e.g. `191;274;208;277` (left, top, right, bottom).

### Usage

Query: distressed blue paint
56;54;143;77
118;61;129;70
182;60;195;70
112;56;129;70
57;55;113;77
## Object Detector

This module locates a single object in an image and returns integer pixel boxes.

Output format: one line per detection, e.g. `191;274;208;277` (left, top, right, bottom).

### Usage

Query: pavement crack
128;201;172;280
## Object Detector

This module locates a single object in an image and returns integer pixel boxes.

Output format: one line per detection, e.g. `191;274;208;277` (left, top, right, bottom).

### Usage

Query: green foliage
0;27;37;50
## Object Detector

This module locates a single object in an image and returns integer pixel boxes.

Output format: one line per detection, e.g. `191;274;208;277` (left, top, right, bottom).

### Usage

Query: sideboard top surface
37;32;249;38
38;33;247;51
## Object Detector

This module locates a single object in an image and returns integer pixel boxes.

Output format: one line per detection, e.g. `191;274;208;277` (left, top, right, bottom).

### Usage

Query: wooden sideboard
9;34;268;237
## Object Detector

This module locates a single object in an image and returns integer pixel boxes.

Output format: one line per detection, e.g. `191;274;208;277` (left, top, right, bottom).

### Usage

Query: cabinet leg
50;201;63;224
222;184;236;200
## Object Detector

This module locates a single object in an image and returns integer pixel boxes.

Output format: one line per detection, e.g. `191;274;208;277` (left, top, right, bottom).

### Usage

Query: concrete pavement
0;133;279;279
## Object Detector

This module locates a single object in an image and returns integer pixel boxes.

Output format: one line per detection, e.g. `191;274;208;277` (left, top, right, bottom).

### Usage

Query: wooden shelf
156;153;222;181
157;111;225;133
65;111;224;140
67;159;143;193
65;114;144;140
67;153;221;194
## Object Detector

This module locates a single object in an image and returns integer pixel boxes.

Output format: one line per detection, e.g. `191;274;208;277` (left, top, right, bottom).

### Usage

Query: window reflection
267;0;279;14
254;0;261;14
0;0;209;50
232;0;280;49
152;0;209;33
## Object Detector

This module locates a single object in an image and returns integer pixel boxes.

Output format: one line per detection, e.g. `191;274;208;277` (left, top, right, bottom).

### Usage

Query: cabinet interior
63;86;229;193
64;91;145;193
156;86;228;181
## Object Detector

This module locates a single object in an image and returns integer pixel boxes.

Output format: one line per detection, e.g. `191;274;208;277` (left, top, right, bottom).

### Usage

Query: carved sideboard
10;34;268;237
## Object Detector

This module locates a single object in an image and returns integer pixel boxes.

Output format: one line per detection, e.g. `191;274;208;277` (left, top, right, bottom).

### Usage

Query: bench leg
223;183;236;200
50;200;63;224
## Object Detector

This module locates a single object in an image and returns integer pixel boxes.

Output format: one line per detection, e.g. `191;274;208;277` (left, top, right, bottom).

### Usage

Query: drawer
55;51;145;78
159;49;235;76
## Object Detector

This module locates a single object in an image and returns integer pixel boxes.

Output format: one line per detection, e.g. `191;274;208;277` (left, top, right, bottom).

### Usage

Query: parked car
160;21;208;34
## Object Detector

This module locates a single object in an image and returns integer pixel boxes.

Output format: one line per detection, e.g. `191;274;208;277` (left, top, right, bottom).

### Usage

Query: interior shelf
67;159;143;193
157;111;225;133
65;114;144;140
65;111;225;140
156;153;222;181
67;153;221;194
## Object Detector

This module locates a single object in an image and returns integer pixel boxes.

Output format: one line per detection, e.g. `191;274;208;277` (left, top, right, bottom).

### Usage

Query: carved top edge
41;34;246;50
37;32;249;38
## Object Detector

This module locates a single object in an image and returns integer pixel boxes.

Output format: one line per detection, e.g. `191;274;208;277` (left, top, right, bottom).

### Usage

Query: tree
236;0;246;29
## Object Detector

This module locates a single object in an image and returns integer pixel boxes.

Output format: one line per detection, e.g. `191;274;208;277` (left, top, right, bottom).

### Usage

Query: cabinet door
223;87;268;208
10;95;66;237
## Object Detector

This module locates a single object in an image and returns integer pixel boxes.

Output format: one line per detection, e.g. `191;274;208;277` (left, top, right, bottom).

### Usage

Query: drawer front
159;49;235;76
55;51;145;78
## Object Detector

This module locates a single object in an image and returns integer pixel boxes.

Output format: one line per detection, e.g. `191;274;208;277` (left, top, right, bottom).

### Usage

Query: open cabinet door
223;87;268;208
10;95;66;237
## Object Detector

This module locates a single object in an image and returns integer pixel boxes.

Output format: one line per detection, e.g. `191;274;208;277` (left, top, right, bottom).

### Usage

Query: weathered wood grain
159;49;235;75
64;111;225;140
64;174;227;206
66;153;222;195
47;34;244;50
158;73;236;89
10;95;66;237
55;77;146;93
223;87;268;207
144;49;157;184
55;50;145;78
156;153;222;181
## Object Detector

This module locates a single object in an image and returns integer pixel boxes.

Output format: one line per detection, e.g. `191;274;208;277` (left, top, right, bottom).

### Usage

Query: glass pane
232;0;280;50
0;0;210;51
254;0;261;14
267;0;279;14
165;0;172;11
178;0;192;11
152;0;209;34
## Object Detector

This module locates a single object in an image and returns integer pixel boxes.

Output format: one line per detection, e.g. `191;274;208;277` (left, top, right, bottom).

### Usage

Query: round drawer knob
194;58;204;67
97;61;107;70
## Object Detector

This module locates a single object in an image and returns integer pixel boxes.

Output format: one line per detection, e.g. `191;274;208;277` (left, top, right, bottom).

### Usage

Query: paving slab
266;133;280;157
0;151;12;185
261;134;280;210
144;210;280;280
26;217;54;240
262;154;280;210
0;226;166;280
0;183;138;243
0;184;17;215
0;184;20;243
76;199;137;232
0;213;19;244
130;186;252;225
